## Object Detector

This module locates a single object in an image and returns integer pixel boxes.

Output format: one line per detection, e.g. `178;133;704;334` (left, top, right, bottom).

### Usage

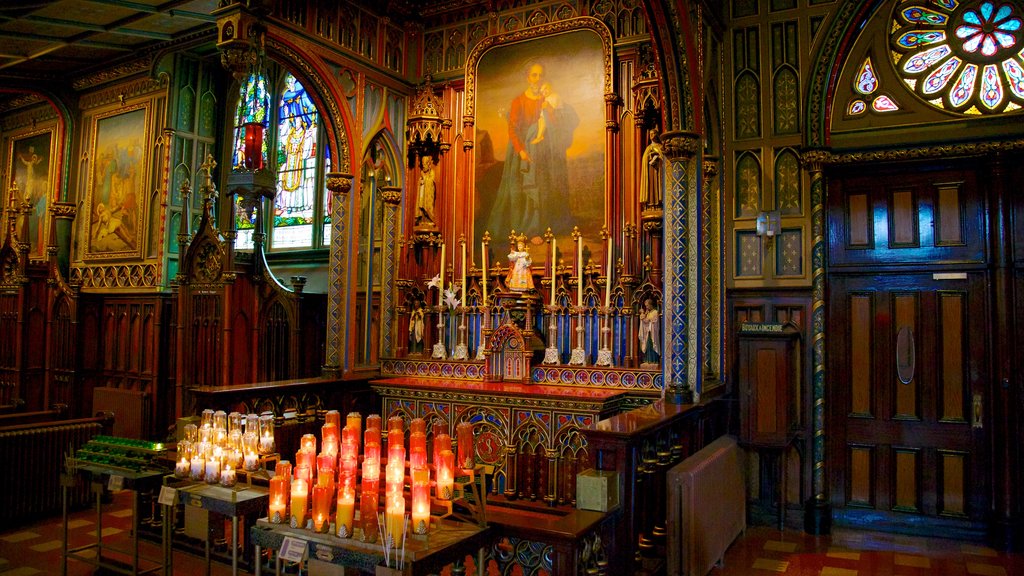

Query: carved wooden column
323;172;353;378
380;186;402;359
802;149;831;534
661;131;701;403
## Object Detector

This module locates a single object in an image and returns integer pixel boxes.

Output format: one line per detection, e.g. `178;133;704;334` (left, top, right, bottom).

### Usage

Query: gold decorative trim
827;139;1024;164
380;186;402;205
72;59;152;91
463;17;614;118
49;202;77;219
325;172;353;197
79;77;168;110
0;93;44;114
70;263;161;289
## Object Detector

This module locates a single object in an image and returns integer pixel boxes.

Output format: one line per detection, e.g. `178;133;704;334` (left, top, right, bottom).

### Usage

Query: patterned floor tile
961;545;999;558
894;553;930;568
85;527;123;538
827;548;862;561
753;558;791;572
0;567;41;576
820;567;859;576
765;540;798;553
64;519;92;530
965;563;1007;576
107;509;134;518
28;540;62;553
0;533;38;544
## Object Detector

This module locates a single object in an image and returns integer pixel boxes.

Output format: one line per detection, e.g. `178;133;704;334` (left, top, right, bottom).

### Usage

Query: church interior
1;0;1023;574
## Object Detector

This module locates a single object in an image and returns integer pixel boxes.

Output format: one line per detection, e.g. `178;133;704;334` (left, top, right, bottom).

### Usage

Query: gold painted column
701;158;722;381
323;172;353;378
380;186;402;359
660;131;701;402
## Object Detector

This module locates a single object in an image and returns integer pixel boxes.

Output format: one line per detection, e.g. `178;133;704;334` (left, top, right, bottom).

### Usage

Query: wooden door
829;273;989;527
826;163;991;532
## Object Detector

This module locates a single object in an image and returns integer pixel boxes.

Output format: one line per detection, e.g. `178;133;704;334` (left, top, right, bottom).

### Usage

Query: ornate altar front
370;377;627;507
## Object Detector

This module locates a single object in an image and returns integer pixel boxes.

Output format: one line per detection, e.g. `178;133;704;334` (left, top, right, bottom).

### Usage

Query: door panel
829;272;989;524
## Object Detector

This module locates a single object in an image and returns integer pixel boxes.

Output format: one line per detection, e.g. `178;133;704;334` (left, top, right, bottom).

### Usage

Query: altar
370;376;628;507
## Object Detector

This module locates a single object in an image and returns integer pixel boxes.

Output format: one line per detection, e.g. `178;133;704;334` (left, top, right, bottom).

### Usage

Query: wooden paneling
755;348;779;435
935;184;963;246
894;294;918;419
894;449;919;512
940;451;966;516
848;193;870;247
890;190;917;247
940;293;965;422
850;294;872;416
849;446;872;506
827;166;985;267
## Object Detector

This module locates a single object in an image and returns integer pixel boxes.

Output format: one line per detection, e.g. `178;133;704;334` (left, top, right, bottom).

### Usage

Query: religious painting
470;22;610;262
6;129;55;260
85;106;149;260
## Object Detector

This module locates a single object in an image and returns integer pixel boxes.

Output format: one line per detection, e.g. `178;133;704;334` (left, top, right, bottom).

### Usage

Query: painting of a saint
8;131;53;259
473;28;606;260
87;108;147;257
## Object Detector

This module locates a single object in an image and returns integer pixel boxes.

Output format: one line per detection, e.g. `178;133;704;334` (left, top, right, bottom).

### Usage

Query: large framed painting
85;105;150;260
7;128;56;260
468;19;612;261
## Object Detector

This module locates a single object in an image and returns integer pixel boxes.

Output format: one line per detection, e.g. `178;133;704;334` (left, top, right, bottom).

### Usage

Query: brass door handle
972;393;983;429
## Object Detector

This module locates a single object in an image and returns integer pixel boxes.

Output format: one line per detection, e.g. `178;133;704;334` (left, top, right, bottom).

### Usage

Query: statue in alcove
415;155;437;229
408;300;426;355
638;297;661;368
639;129;664;210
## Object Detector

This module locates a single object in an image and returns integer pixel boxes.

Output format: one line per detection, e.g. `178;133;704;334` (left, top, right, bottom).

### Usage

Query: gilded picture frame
6;128;56;260
466;18;613;261
84;105;150;260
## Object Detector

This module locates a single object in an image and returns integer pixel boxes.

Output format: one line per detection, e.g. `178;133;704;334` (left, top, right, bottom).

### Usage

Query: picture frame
6;128;56;260
466;19;613;261
84;105;150;260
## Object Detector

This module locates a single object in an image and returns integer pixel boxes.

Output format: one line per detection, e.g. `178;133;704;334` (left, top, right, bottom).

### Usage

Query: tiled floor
2;494;1024;575
710;525;1024;576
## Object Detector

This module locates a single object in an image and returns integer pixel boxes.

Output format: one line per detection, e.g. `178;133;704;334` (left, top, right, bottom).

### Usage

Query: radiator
666;435;746;576
0;418;105;525
93;386;150;439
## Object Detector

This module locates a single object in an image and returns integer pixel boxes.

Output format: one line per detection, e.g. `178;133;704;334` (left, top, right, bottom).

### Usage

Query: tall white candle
605;233;613;308
439;242;446;296
550;237;557;306
576;234;583;307
461;240;467;307
481;242;488;306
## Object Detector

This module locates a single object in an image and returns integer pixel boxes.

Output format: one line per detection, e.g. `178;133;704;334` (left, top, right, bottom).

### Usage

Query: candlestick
550;237;557;306
460;236;467;307
439;242;446;295
481;240;488;306
604;229;612;308
575;229;583;307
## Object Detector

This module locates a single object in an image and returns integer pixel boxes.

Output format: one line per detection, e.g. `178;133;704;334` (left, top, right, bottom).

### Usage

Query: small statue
639;129;664;209
408;300;426;355
638;297;661;367
415;155;437;228
506;234;534;291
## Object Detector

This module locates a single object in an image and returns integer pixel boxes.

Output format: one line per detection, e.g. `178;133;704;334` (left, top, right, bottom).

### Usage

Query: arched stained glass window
230;70;333;252
847;56;901;115
891;0;1024;113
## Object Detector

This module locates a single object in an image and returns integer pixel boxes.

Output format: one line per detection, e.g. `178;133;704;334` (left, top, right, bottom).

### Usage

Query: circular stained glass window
891;0;1024;113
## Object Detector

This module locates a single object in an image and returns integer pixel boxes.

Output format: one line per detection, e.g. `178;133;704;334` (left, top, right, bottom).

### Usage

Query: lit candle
342;425;359;462
436;449;455;500
461;238;467;307
366;414;382;432
432;432;451;469
175;456;189;478
364;441;381;465
576;231;583;307
550;237;557;306
321;422;339;457
346;412;362;453
295;464;312;486
605;230;613;309
411;466;430;534
410;417;426;436
456;421;474;471
268;475;288;523
410;429;427;468
317;453;335;480
290;478;309;528
243;452;258;472
325;410;341;429
312;484;332;532
336;463;356;538
205;459;221;484
385;494;405;548
439;242;446;295
300;433;317;453
295;449;315;475
360;457;380;543
220;464;237;487
481;241;488;306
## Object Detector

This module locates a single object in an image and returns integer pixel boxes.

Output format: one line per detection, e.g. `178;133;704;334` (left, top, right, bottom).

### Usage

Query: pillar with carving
661;132;701;403
323;172;353;378
701;158;722;381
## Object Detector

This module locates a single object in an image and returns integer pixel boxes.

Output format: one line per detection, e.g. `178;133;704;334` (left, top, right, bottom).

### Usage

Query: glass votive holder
201;409;214;430
259;413;276;454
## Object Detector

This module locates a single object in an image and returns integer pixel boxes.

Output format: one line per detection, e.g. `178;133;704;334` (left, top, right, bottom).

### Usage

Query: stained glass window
232;72;269;250
847;57;901;116
891;0;1024;113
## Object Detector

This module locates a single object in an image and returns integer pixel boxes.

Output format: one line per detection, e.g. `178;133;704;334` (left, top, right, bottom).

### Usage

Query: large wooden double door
827;163;991;532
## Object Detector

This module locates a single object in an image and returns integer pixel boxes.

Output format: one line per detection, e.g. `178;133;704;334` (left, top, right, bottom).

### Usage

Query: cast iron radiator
0;418;107;525
92;386;150;439
666;434;746;576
